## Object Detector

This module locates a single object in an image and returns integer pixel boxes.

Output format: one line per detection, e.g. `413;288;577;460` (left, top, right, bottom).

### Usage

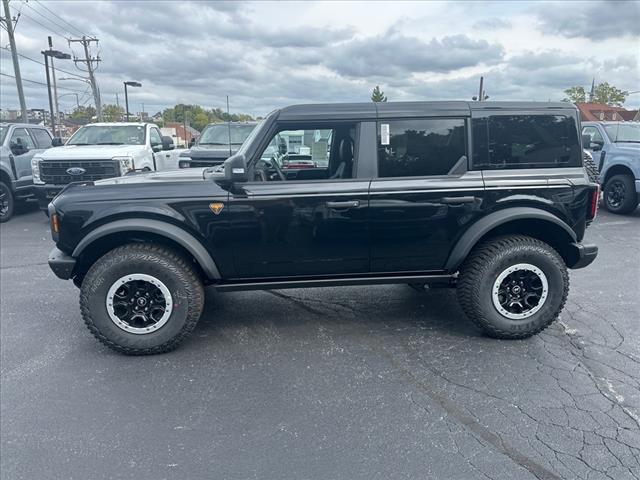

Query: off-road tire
457;235;569;339
0;181;14;222
602;174;638;214
582;153;600;184
80;243;205;355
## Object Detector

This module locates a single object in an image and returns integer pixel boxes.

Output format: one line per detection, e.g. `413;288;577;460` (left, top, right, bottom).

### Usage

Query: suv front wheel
80;244;205;354
602;174;638;214
457;235;569;339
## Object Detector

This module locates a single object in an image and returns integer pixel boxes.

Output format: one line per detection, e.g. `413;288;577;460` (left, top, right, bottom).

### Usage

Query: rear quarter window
472;114;580;170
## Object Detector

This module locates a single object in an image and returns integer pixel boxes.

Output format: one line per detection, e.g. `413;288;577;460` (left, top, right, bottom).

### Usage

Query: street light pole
123;81;141;122
42;53;55;135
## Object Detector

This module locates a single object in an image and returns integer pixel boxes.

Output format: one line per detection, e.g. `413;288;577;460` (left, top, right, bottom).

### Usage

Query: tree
593;82;627;106
563;82;628;106
371;85;387;102
563;86;586;103
102;104;124;122
69;105;96;123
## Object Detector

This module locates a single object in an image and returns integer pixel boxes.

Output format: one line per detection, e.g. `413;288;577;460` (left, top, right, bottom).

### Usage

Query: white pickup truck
31;122;182;211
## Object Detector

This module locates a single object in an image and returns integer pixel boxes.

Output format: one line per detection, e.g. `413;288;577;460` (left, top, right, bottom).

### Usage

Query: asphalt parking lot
1;204;639;480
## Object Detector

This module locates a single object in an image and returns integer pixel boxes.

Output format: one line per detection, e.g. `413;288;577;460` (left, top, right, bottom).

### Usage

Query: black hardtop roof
277;101;576;121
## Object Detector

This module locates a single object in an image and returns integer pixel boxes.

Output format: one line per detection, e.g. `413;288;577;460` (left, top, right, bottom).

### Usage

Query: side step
214;274;456;292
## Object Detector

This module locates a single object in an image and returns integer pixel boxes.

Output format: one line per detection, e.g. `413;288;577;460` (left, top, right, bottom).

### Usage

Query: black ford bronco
47;101;599;354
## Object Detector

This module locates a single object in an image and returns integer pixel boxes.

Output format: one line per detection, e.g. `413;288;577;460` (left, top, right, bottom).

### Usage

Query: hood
612;143;640;154
95;167;209;185
188;144;239;160
36;144;144;160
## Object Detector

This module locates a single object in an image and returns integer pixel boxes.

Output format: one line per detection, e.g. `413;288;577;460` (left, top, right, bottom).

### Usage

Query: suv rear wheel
0;181;14;222
457;235;568;339
80;244;205;354
603;174;638;214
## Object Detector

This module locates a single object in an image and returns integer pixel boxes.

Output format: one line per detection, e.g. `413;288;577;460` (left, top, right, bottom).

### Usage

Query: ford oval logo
66;167;86;175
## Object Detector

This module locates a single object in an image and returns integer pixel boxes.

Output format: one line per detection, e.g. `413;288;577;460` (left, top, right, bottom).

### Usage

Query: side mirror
223;154;248;183
51;137;63;147
188;137;196;148
10;140;27;155
590;142;603;152
161;135;175;151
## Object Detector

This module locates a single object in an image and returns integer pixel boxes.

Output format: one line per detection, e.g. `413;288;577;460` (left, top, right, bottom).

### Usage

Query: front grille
40;160;119;184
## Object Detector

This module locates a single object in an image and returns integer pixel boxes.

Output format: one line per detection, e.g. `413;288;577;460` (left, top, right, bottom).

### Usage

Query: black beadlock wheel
0;181;14;223
603;174;638;214
457;235;569;339
80;244;205;354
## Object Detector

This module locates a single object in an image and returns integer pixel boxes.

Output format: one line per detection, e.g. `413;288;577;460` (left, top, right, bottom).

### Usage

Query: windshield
198;124;256;146
0;126;6;144
603;123;640;143
67;125;146;145
236;116;271;157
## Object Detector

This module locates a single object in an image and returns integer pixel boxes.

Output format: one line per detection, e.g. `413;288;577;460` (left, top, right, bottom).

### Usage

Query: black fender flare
444;207;577;272
72;218;221;279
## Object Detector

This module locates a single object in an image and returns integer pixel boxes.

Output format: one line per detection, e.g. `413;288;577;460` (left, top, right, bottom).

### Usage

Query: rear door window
377;118;467;177
29;128;53;148
472;115;580;169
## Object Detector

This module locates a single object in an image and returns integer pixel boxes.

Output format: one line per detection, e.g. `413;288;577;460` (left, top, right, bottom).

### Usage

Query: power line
0;72;87;93
0;46;86;79
32;0;87;38
22;1;74;38
17;10;67;41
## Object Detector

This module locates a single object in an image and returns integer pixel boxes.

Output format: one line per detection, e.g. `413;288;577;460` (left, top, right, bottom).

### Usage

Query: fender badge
209;202;225;215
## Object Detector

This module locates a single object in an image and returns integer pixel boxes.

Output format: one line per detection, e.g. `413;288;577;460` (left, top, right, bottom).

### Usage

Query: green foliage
593;82;627;107
161;104;255;132
102;104;125;122
69;105;96;122
371;85;387;102
563;86;586;103
564;82;628;106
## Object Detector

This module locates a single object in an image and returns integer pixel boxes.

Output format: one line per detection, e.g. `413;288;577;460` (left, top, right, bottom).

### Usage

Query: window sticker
381;124;390;145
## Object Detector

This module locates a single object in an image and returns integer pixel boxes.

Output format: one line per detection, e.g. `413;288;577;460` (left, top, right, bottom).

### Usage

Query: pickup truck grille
40;160;119;184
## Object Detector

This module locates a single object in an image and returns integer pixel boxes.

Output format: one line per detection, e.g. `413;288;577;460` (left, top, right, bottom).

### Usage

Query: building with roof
575;103;639;122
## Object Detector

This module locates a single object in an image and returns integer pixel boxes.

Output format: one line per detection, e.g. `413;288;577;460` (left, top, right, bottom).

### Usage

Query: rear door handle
326;200;360;209
441;196;476;205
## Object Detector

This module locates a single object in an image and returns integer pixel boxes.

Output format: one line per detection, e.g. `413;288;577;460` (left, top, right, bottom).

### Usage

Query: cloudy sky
1;0;639;117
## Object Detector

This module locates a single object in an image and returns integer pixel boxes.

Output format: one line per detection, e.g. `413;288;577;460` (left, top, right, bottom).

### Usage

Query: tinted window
377;119;466;177
150;128;162;145
29;128;52;148
10;128;36;149
67;125;146;145
582;126;604;144
199;124;256;146
255;124;355;181
472;115;580;169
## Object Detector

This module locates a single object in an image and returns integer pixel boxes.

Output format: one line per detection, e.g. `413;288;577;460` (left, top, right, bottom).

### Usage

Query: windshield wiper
96;142;124;145
198;142;226;145
616;140;640;143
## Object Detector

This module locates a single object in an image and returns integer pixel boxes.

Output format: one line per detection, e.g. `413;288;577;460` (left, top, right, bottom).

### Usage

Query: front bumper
568;243;598;269
48;247;76;280
33;184;64;210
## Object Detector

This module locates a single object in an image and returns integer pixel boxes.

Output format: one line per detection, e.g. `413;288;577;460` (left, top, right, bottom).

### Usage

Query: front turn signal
50;213;60;234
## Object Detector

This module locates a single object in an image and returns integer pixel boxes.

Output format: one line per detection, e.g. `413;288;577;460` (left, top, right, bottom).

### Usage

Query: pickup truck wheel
0;181;14;222
457;235;568;339
80;244;204;355
603;174;638;214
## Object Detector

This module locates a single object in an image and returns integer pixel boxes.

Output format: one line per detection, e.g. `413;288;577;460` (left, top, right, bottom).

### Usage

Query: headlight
179;160;191;168
113;156;135;175
31;157;43;184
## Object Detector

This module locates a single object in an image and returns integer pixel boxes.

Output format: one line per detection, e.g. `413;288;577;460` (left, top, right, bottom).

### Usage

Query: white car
31;122;176;211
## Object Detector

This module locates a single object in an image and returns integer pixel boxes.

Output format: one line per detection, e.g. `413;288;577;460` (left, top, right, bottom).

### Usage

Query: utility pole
48;37;61;130
1;0;28;122
69;36;102;120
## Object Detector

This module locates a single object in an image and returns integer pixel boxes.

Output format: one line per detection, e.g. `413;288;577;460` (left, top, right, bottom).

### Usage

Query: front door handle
326;200;360;209
441;196;476;205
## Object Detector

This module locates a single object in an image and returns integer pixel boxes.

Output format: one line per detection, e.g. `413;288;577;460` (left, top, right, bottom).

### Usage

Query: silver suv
0;123;58;222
